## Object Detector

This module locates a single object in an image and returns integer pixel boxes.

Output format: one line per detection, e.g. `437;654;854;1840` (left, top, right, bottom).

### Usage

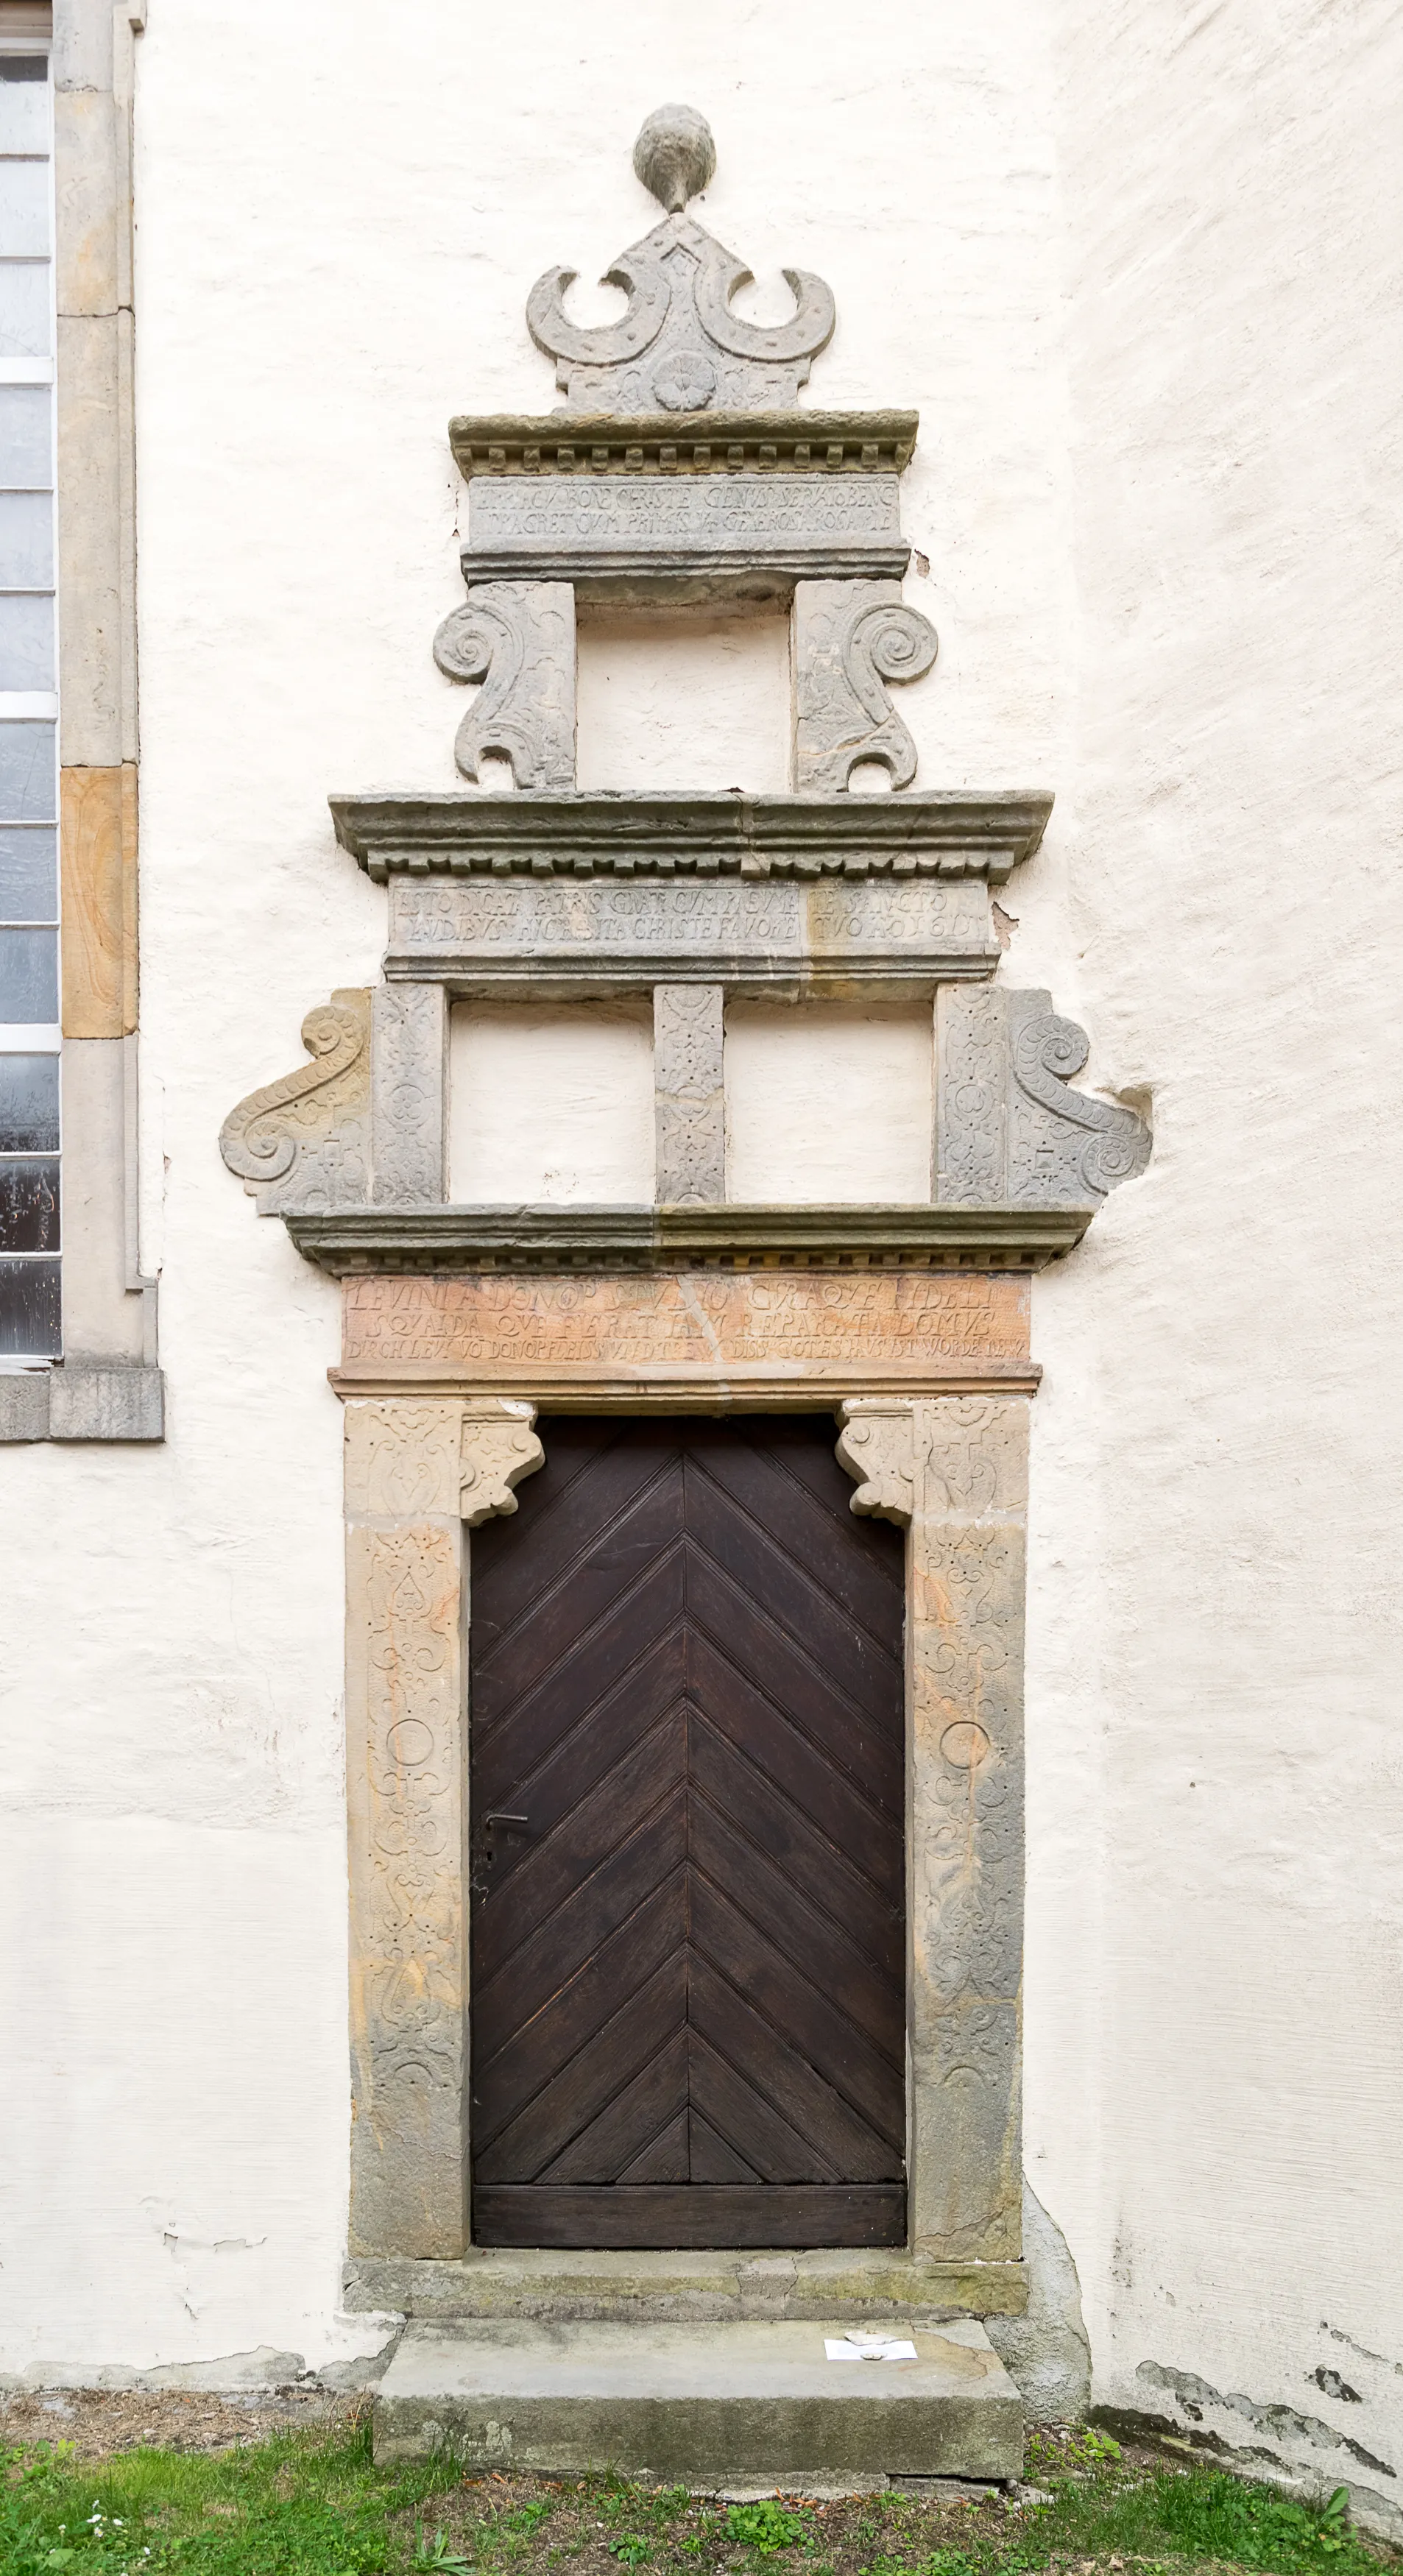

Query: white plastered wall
0;0;1396;2496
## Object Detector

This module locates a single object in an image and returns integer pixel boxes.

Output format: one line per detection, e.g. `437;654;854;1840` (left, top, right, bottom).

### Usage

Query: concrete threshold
373;2318;1022;2480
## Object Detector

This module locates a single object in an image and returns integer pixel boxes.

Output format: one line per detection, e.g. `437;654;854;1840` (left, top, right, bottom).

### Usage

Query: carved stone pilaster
219;988;370;1213
459;1398;545;1526
371;984;448;1206
433;581;576;789
344;1398;469;2257
837;1393;1028;2265
792;580;939;790
936;986;1151;1207
654;983;724;1204
344;1395;545;2259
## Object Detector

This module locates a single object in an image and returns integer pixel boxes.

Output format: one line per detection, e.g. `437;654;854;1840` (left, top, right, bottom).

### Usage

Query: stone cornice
285;1203;1090;1277
448;411;918;479
329;791;1054;885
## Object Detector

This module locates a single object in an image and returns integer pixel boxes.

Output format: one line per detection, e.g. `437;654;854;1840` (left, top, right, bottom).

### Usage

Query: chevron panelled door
468;1415;907;2248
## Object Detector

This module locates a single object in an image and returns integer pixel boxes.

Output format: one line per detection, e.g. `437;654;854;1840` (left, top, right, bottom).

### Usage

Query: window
0;44;57;1359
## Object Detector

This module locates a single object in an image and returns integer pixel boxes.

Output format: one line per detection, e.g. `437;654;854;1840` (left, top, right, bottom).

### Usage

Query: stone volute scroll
432;581;576;789
459;1398;545;1527
219;988;370;1214
792;579;940;790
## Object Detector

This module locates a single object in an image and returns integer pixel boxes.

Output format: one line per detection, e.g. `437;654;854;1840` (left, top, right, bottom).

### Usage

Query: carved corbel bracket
793;580;939;790
433;581;576;789
835;1399;917;1526
459;1398;545;1526
219;988;370;1214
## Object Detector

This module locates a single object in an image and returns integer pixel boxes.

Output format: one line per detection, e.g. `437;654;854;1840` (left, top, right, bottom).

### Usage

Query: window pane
0;719;54;817
0;260;48;360
0;825;54;918
0;1153;57;1249
0;924;56;1018
0;385;51;486
0;590;52;687
0;1051;58;1147
0;61;49;158
0;161;49;258
0;490;50;586
0;1252;59;1354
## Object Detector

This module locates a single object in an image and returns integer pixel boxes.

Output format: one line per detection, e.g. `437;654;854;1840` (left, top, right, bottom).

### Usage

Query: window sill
0;1361;163;1440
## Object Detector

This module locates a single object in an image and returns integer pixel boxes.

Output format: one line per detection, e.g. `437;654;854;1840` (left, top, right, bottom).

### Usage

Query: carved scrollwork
432;581;576;789
219;988;370;1214
691;244;836;368
793;580;939;790
835;1399;917;1526
1013;1012;1152;1197
526;254;671;373
459;1400;545;1527
935;986;1151;1210
526;195;837;414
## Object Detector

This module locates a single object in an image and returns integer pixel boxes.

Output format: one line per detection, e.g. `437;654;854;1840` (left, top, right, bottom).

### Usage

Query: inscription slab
463;473;908;594
336;1270;1033;1404
386;874;995;993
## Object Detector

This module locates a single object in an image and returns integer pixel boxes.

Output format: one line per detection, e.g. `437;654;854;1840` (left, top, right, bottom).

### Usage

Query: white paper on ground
824;2335;919;2361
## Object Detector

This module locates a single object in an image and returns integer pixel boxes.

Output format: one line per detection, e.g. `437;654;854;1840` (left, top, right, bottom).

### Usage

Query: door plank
687;1627;903;1888
473;1886;686;2157
688;1791;905;2063
688;1710;903;1981
538;2031;690;2184
688;1953;902;2182
472;2184;906;2250
473;1777;688;2055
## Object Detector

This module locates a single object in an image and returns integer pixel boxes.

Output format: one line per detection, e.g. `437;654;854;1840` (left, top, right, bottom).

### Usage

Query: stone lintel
291;1208;1086;1282
448;411;919;478
344;2245;1028;2323
330;1267;1037;1409
330;790;1054;885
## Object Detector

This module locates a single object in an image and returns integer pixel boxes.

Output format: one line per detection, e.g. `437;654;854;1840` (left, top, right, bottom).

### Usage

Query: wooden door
468;1415;906;2248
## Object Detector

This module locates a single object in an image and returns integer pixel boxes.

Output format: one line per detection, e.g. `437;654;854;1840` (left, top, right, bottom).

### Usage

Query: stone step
373;2318;1023;2480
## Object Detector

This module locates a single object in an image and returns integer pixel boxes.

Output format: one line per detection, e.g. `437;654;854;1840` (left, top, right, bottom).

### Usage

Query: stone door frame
342;1374;1026;2304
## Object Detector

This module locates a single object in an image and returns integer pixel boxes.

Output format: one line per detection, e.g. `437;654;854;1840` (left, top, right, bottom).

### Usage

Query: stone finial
633;104;716;212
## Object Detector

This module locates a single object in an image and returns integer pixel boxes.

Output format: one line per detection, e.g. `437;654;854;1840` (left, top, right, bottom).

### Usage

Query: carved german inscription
338;1270;1033;1401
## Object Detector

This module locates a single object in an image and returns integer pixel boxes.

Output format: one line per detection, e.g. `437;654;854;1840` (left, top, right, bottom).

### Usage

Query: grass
0;2417;1393;2576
